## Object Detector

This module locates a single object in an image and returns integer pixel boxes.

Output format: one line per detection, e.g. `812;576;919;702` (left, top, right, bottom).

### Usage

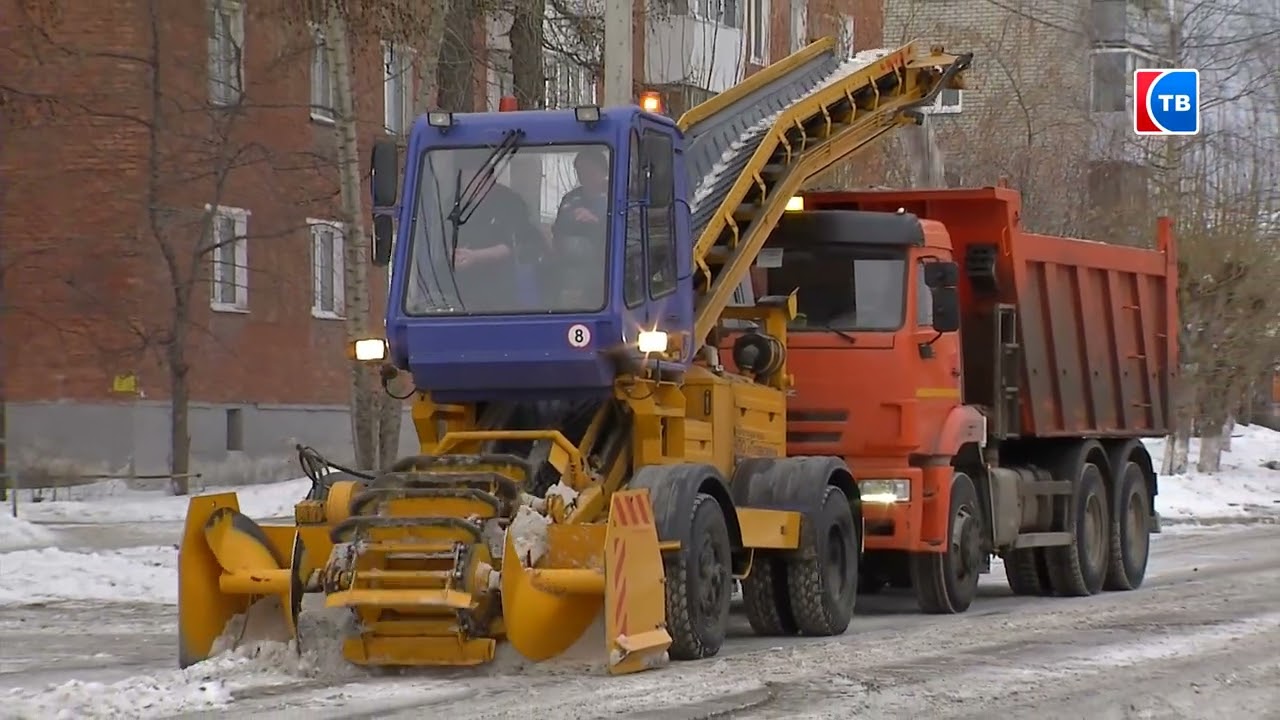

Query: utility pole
603;0;633;106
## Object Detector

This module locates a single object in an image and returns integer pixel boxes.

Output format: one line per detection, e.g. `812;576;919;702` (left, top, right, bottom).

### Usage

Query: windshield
404;142;613;316
763;245;906;331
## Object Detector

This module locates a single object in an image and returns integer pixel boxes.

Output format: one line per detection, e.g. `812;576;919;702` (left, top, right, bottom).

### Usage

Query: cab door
910;252;964;438
623;119;691;357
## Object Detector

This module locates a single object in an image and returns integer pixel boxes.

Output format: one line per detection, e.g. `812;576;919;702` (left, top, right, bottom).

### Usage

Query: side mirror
931;286;961;333
371;215;394;267
923;260;959;288
371;140;399;208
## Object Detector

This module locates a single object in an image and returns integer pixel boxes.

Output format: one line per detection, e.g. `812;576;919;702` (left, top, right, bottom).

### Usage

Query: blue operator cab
368;104;695;404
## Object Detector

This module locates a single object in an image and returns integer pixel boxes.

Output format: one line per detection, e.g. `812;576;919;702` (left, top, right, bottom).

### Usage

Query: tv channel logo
1134;69;1200;136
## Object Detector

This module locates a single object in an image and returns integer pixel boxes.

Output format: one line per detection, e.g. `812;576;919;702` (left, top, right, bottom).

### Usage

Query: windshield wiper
447;129;524;268
822;324;858;344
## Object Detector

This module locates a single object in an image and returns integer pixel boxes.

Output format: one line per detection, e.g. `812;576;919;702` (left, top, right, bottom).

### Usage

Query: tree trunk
509;0;547;111
1196;431;1223;473
416;0;453;112
324;7;377;471
437;2;477;112
1221;414;1235;452
369;0;456;471
168;325;191;496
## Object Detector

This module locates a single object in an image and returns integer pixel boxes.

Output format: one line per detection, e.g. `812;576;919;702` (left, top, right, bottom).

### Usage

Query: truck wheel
1103;461;1151;591
1045;461;1109;596
786;486;859;636
909;472;983;614
742;554;798;635
664;492;733;660
1004;548;1051;595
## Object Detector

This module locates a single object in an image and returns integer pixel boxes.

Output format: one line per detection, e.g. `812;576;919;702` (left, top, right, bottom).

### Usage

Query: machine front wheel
664;493;733;660
785;486;859;636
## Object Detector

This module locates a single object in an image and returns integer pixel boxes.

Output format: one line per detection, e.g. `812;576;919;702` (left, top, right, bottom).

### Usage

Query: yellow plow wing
501;489;671;674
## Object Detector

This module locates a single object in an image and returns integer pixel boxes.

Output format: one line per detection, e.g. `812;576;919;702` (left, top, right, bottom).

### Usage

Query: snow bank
0;513;57;551
13;477;312;524
0;546;176;606
1152;424;1280;522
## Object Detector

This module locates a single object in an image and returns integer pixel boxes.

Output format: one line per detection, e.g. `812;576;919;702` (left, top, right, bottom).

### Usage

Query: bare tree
4;0;333;494
277;0;460;471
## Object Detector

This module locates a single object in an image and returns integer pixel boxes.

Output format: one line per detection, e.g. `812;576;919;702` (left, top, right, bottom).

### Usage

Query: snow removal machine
177;39;976;674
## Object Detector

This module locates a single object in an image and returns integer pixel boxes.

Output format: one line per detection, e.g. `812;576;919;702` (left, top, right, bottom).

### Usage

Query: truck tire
1004;547;1051;596
742;554;798;635
664;493;733;660
785;486;859;636
909;472;983;614
1103;460;1151;591
1045;461;1109;596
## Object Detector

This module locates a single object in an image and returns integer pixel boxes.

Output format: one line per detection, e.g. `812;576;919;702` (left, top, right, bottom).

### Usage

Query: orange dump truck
750;185;1177;615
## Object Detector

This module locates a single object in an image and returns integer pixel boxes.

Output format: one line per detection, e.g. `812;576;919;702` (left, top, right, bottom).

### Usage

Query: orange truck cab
740;185;1177;614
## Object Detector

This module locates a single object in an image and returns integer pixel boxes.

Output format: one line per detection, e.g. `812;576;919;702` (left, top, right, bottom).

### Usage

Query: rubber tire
785;486;859;636
743;554;799;635
1103;461;1151;591
1045;462;1110;596
664;493;734;660
909;472;983;614
1004;547;1052;596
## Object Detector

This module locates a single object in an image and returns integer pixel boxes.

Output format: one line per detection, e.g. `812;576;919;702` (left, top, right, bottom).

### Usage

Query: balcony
645;14;745;93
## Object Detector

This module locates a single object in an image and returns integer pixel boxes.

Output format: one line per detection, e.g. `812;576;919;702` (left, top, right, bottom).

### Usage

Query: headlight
353;338;388;362
637;330;669;354
859;478;910;504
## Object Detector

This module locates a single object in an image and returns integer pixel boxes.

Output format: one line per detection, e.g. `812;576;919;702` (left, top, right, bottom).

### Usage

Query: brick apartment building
1;0;882;481
882;0;1172;240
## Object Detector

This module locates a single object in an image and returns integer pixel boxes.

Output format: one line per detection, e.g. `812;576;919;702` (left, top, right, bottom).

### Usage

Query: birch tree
279;0;458;471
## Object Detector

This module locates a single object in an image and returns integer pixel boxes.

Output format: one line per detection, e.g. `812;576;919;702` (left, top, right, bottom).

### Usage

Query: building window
789;0;808;52
225;408;244;452
1090;47;1160;112
544;53;596;109
207;0;244;106
208;205;249;312
837;13;854;57
309;219;345;319
747;0;769;64
691;0;741;27
384;42;414;134
920;88;963;115
311;27;334;123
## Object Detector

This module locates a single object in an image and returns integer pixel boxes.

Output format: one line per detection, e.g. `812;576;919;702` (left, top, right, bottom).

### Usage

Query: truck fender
919;405;988;458
629;463;742;549
1103;439;1157;499
730;456;861;554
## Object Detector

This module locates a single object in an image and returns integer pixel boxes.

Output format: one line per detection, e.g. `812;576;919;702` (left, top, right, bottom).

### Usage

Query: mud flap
604;489;672;674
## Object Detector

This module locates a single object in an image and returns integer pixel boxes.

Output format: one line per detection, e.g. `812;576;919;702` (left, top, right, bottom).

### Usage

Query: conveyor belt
675;40;972;347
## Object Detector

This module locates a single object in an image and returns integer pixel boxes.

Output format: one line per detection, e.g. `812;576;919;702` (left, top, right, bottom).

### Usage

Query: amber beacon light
638;90;663;114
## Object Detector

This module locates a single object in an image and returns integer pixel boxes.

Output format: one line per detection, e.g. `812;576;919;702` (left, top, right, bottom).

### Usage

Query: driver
450;155;540;271
551;149;609;241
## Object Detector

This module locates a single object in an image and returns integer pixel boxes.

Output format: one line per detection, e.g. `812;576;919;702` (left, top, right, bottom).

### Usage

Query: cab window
915;261;933;327
623;130;645;307
765;245;907;331
641;130;677;298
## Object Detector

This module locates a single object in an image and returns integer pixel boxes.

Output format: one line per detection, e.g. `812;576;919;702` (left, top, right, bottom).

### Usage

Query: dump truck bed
830;187;1178;439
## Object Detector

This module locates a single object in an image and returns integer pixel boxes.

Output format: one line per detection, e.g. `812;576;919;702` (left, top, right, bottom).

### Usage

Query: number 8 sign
567;323;592;348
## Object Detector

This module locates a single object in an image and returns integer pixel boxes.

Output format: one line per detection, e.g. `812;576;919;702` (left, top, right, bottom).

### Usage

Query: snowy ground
0;427;1277;718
